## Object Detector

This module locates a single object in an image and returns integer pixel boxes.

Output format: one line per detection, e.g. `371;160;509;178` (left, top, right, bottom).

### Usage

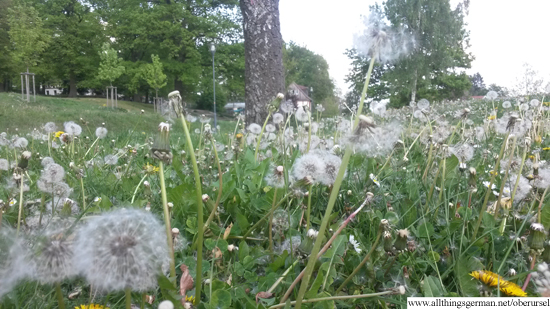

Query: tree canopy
346;1;473;107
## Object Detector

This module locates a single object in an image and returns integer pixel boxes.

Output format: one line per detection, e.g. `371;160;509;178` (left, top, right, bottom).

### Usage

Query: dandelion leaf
269;250;288;272
541;202;550;229
421;275;445;297
210;289;232;309
445;155;459;176
455;256;482;297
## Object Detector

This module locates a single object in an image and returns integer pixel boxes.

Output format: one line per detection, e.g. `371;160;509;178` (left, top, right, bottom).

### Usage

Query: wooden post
32;74;36;102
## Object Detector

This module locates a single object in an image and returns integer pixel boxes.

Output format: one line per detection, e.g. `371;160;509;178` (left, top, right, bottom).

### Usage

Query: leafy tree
7;2;50;71
344;48;390;105
469;72;487;96
37;0;104;97
283;42;335;104
344;1;472;107
0;0;15;92
240;0;285;123
98;42;125;87
143;54;167;112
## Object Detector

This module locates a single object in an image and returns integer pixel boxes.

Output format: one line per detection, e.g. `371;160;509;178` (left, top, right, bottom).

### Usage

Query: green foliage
142;54;167;94
97;42;125;86
7;2;50;69
346;1;473;107
283;42;335;104
194;83;226;113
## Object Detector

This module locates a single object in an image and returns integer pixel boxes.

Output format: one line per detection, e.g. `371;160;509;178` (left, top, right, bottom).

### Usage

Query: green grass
0;92;237;136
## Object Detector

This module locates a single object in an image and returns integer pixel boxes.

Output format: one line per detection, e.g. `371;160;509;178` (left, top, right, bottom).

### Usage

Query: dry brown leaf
179;264;194;306
223;222;233;240
256;291;274;303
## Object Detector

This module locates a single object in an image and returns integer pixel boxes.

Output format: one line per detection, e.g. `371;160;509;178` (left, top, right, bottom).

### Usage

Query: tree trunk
69;72;77;97
240;0;285;124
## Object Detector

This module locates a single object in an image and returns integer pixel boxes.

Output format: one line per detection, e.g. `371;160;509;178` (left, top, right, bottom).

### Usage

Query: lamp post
210;43;217;131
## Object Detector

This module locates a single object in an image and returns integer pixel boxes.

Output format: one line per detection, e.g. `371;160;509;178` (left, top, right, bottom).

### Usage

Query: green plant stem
83;136;100;159
510;144;528;204
306;185;313;231
203;136;224;229
268;189;278;261
254;110;273;161
16;173;24;236
471;132;509;242
55;282;66;309
293;56;375;309
179;114;204;306
335;228;382;293
306;107;312;153
80;177;86;210
438;157;446;202
280;198;370;303
125;288;132;309
159;161;176;279
271;289;396;308
268;259;299;293
131;174;148;204
243;194;291;239
494;136;517;218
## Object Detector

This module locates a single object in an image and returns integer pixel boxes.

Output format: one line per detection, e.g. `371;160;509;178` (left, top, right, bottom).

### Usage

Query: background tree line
0;0;337;112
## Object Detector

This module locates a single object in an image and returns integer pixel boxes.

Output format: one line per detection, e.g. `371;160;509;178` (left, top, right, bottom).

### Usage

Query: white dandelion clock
73;208;170;292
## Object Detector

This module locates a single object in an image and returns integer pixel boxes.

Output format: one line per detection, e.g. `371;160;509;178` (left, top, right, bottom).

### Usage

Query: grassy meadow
1;90;550;309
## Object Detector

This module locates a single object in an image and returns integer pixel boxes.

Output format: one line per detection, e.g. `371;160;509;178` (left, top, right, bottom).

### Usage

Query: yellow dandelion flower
144;163;159;174
236;133;243;139
470;270;527;297
75;304;109;309
489;170;498;176
54;131;65;138
185;295;195;303
487;115;496;120
543;148;550;151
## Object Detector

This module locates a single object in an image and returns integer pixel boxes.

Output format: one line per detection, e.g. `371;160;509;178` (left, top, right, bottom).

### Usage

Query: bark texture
240;0;285;124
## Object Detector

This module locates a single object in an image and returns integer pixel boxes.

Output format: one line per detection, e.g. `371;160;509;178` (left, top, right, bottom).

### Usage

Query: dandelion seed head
247;123;261;135
64;121;82;136
291;152;324;182
44;122;58;133
41;163;65;183
95;127;108;139
73;208;170;292
104;154;118;165
14;137;28;148
273;113;284;124
0;226;33;298
417;99;430;111
0;159;8;171
32;224;76;284
295;107;309;122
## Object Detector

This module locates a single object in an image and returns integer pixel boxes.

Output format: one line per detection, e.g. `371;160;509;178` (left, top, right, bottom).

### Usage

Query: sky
279;0;550;95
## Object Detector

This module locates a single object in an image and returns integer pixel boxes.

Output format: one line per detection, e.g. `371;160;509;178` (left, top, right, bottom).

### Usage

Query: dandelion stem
159;161;176;278
472;133;509;242
293;56;376;309
281;197;370;303
495;136;517;218
55;282;66;309
305;185;313;231
16;172;24;236
335;226;382;293
510;143;528;205
131;174;148;204
80;177;86;210
179;114;205;305
268;188;278;261
254;110;273;162
203;136;223;229
125;288;132;309
271;290;396;308
83;136;100;159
